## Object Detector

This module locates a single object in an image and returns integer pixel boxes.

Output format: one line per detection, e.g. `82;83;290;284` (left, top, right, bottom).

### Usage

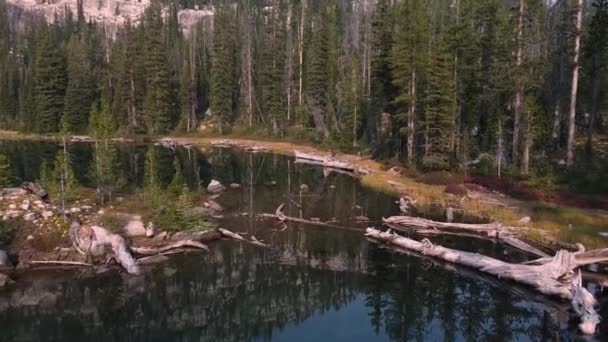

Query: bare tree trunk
407;69;416;164
129;66;137;129
498;118;503;178
586;54;601;153
298;0;306;112
189;32;198;132
551;103;560;147
567;0;583;167
286;3;294;123
522;110;531;175
512;0;525;166
242;7;254;128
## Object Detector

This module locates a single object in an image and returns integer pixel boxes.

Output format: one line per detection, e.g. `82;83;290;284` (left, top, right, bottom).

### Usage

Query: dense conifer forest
0;0;607;194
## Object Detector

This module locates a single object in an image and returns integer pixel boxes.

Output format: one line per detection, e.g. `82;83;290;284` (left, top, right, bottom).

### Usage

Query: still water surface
0;141;605;341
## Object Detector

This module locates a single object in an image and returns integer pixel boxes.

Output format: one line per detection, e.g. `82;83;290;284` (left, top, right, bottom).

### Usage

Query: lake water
0;141;605;341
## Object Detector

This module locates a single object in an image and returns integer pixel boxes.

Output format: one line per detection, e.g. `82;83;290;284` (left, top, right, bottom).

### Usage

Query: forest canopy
0;0;607;193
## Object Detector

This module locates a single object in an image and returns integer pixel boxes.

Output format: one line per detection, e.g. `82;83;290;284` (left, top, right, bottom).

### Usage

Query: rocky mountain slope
7;0;213;34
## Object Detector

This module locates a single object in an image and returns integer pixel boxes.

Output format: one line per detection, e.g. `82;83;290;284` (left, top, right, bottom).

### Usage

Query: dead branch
132;240;210;256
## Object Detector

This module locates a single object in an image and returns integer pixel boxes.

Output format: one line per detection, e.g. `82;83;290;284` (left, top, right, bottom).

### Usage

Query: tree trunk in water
512;0;525;166
567;0;583;167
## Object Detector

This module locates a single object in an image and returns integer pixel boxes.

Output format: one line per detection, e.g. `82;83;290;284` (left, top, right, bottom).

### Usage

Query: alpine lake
0;140;606;342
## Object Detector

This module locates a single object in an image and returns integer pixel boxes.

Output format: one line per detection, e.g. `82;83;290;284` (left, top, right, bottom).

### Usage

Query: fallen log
30;260;94;267
131;240;210;256
365;228;602;335
383;215;549;258
259;213;361;232
375;242;571;325
218;228;246;241
294;150;355;172
218;228;269;247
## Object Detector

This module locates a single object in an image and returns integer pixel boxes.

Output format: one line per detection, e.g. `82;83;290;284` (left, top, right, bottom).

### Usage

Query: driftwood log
218;228;268;247
68;221;211;275
294;150;355;172
365;228;602;335
383;215;550;258
70;221;141;275
259;204;362;232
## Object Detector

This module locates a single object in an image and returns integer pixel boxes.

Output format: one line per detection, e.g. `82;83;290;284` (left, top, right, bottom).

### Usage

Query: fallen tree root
383;215;549;258
365;228;602;335
132;240;210;256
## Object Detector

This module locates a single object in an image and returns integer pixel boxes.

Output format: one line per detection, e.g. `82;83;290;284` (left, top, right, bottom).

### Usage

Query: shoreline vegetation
1;132;608;335
1;129;607;249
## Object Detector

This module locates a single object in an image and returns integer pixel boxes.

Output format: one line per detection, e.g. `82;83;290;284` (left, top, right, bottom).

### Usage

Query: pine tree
391;0;429;162
423;35;456;171
0;154;11;188
261;2;287;136
62;34;95;133
306;5;333;139
143;0;175;133
584;0;608;152
33;26;67;133
368;0;394;145
210;6;236;134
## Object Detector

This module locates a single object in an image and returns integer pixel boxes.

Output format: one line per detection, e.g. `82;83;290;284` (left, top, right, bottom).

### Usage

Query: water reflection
0;141;605;341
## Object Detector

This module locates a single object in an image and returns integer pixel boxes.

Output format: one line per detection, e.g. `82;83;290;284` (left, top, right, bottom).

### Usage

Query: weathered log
218;228;246;241
365;228;601;335
131;240;210;256
218;228;270;247
30;260;94;267
525;248;608;267
383;215;549;258
294;150;355;171
69;221;141;275
259;213;361;232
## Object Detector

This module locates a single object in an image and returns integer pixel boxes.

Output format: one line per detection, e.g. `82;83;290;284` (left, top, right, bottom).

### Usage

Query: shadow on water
0;141;605;341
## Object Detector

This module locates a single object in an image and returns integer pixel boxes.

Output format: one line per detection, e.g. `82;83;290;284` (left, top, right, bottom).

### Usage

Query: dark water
0;141;606;342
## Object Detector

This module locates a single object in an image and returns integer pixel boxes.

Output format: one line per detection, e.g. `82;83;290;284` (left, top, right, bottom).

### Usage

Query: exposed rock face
7;0;214;36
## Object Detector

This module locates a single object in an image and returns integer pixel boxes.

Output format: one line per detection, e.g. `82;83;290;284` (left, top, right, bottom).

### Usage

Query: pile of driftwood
367;213;608;335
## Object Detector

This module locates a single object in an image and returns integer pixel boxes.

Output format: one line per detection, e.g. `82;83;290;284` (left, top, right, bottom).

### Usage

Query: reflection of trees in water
0;241;364;342
0;142;580;340
363;247;565;341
